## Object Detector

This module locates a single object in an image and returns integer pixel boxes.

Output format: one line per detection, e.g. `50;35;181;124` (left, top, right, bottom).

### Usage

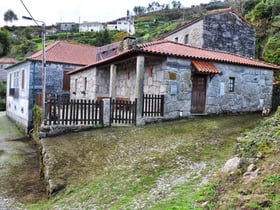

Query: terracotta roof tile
69;40;280;75
0;58;18;64
138;40;279;70
192;60;221;74
27;41;97;65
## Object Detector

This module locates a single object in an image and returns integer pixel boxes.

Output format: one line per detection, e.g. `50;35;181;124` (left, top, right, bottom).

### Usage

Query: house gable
163;8;256;58
202;11;256;58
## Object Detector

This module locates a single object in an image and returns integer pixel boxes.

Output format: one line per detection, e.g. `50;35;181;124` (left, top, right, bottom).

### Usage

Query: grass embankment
29;114;261;209
197;109;280;209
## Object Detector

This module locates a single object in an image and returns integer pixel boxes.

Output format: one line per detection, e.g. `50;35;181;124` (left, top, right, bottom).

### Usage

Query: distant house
6;41;97;132
0;58;18;83
163;8;256;58
79;21;104;32
68;39;279;124
106;19;135;34
58;22;77;32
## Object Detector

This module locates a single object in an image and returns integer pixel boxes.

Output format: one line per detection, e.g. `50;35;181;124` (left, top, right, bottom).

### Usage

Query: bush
0;98;5;111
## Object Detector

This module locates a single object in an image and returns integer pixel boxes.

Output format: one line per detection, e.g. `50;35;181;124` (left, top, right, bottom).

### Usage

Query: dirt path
0;112;47;209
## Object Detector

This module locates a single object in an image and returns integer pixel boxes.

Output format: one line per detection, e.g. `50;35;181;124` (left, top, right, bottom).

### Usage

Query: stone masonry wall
45;62;81;95
203;12;256;58
164;20;204;47
70;67;110;100
115;65;136;99
155;57;193;119
206;63;273;114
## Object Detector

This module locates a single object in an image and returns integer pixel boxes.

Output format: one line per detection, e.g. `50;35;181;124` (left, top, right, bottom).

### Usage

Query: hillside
198;108;280;209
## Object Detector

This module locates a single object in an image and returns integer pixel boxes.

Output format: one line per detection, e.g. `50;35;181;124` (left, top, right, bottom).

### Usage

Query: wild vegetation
0;82;6;110
196;108;280;209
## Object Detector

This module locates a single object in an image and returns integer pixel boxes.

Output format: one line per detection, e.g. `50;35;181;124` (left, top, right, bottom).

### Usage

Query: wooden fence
143;94;164;117
44;98;103;126
110;98;137;125
43;94;164;127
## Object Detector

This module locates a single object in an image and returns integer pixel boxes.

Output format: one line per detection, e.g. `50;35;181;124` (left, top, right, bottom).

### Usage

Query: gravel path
0;112;26;209
0;112;45;209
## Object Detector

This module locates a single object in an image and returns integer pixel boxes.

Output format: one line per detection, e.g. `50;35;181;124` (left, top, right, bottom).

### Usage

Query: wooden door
191;75;207;113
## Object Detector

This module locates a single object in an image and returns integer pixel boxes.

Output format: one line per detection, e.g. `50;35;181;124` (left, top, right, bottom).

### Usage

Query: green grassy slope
27;114;261;209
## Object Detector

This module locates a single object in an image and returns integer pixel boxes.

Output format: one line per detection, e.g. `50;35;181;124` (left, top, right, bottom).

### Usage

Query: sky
0;0;211;27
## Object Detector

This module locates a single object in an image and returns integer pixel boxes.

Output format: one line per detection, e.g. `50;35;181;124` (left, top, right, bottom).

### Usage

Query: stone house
0;58;18;83
68;39;279;124
6;41;98;132
163;8;256;58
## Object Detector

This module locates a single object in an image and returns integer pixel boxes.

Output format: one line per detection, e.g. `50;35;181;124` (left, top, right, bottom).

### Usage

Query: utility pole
23;16;46;123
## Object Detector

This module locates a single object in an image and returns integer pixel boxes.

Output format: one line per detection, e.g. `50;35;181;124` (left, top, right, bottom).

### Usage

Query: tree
93;30;112;47
133;6;146;16
0;30;11;56
4;9;18;23
171;0;182;9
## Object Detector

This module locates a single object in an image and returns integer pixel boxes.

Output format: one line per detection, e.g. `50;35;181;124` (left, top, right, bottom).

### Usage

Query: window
84;77;87;91
73;79;77;94
21;69;25;90
174;37;178;43
9;73;12;89
184;34;189;44
229;77;235;92
14;72;19;88
82;77;87;94
127;70;130;80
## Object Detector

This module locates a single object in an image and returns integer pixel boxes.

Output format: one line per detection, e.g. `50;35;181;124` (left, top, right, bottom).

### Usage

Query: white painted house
106;19;135;34
79;21;104;32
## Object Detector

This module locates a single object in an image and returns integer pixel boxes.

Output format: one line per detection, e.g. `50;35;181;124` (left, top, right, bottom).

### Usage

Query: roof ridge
138;39;169;48
55;41;97;49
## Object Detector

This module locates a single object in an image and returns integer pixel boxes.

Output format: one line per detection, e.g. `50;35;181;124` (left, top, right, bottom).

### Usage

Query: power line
19;0;39;26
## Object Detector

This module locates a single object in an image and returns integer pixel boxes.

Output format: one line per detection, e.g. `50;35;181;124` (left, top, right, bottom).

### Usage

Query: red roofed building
0;58;18;83
69;39;279;124
5;41;98;131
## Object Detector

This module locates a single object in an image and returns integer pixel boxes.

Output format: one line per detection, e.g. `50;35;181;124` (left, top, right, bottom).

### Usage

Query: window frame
184;34;189;44
229;77;235;92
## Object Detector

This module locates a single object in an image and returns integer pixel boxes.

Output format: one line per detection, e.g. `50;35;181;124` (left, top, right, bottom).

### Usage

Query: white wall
6;62;32;131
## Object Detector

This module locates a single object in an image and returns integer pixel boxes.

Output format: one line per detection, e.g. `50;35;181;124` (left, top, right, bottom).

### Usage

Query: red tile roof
27;41;97;65
0;58;18;64
192;60;221;74
69;40;280;75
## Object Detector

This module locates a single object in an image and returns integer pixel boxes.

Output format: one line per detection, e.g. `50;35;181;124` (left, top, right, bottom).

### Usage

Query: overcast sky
0;0;210;27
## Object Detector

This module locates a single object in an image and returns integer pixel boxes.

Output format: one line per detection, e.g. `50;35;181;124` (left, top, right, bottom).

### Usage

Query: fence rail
44;98;103;126
143;94;164;117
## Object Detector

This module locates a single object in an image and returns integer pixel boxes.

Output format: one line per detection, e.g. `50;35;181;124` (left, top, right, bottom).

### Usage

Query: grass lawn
31;114;261;209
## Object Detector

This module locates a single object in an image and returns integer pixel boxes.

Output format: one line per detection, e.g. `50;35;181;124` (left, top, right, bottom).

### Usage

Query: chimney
122;36;137;51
